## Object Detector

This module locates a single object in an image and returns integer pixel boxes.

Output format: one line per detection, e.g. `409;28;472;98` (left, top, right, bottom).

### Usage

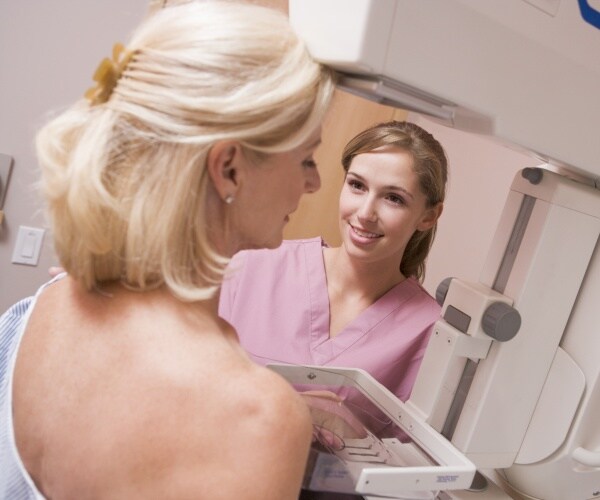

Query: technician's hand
299;390;367;451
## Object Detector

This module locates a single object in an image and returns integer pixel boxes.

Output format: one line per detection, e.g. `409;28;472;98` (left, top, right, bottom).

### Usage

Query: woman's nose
304;167;321;194
357;198;377;222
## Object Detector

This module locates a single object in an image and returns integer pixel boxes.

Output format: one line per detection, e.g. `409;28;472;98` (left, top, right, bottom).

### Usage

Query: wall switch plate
12;226;45;266
0;153;14;209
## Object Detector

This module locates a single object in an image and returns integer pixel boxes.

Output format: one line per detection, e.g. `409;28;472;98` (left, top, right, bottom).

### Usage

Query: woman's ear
206;141;244;202
417;202;444;231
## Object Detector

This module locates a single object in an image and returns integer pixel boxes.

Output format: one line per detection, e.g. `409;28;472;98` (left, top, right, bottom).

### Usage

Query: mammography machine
285;1;600;498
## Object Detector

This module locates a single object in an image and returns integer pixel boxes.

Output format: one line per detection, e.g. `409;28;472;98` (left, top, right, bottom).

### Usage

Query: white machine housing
289;1;600;498
268;364;476;498
289;0;600;184
408;168;600;499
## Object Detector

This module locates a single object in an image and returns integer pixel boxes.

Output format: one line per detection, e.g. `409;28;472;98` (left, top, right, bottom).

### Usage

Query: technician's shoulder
405;277;442;316
405;277;437;301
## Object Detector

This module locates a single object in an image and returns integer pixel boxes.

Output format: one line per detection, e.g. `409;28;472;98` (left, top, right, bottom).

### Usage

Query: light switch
12;226;45;266
21;232;37;258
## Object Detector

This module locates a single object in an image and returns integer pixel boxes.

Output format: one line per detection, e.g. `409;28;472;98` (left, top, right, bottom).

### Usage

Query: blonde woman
0;2;334;499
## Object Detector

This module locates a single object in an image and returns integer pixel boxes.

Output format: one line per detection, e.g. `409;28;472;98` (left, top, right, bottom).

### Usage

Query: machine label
436;475;459;483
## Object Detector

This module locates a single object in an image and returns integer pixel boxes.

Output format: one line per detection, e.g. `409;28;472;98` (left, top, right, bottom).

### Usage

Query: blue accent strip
578;0;600;29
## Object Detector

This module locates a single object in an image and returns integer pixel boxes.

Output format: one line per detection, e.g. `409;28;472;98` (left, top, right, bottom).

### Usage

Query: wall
0;0;542;312
0;0;149;312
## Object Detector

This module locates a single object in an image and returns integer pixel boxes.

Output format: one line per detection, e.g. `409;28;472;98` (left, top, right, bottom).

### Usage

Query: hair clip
84;43;134;106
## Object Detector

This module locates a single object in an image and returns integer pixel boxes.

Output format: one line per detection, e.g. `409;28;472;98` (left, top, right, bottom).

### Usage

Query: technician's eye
348;179;365;191
387;194;406;206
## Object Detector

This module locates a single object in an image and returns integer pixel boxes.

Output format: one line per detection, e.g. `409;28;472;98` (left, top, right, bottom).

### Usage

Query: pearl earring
224;195;234;204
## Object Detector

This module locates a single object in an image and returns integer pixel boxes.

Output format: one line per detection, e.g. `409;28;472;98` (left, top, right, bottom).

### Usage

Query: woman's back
12;278;312;499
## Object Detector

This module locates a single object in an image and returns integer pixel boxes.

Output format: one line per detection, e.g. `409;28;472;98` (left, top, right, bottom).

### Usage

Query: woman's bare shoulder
121;358;314;499
16;280;312;499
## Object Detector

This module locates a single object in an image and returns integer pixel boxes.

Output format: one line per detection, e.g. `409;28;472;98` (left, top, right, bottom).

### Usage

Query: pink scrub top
219;238;441;402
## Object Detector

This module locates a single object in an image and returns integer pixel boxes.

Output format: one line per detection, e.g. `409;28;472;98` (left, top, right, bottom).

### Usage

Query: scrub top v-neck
219;238;440;402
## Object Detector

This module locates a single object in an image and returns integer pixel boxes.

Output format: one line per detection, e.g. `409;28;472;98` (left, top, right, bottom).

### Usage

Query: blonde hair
342;121;447;282
36;1;334;301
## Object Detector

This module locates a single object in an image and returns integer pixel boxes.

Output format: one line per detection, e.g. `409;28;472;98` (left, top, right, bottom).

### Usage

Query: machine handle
572;447;600;467
435;277;453;306
481;302;521;342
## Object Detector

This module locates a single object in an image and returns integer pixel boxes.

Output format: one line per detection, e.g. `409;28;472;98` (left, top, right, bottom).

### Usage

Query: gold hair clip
84;43;134;106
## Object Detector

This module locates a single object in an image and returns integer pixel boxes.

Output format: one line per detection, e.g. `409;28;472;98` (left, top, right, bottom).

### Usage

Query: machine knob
482;302;521;342
522;167;543;185
435;277;453;306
